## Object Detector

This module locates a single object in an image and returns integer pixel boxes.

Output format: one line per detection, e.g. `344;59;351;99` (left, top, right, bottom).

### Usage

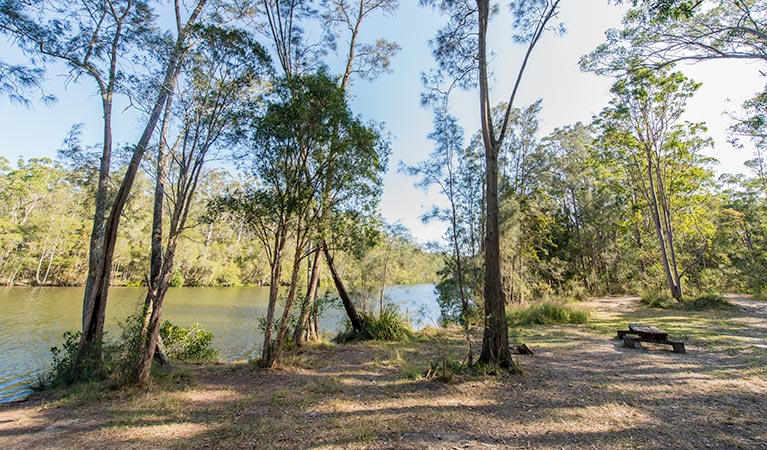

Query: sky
1;0;765;245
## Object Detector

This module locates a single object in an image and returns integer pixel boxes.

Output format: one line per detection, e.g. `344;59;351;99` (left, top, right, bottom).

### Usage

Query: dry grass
1;296;766;449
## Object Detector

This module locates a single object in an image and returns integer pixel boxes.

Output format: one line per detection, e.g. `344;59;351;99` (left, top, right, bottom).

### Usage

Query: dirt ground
1;296;766;449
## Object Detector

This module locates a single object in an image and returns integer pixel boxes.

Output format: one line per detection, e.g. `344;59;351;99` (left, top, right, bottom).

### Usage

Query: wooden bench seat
617;323;686;353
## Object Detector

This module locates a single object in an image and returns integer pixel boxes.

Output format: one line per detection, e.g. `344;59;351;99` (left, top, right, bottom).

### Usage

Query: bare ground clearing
1;296;765;449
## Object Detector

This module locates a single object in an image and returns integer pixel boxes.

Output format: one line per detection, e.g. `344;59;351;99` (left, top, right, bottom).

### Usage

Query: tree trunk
41;240;57;286
135;236;179;383
78;5;125;348
75;0;207;378
322;241;364;334
655;161;683;300
477;0;513;368
35;226;50;285
379;243;390;317
478;141;513;368
644;147;682;301
273;233;306;358
260;225;286;368
294;246;322;346
154;335;170;366
203;222;214;261
134;97;173;384
313;310;320;341
260;261;282;367
78;94;113;350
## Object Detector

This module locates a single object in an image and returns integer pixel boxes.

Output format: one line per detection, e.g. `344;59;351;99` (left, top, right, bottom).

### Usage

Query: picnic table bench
617;323;686;353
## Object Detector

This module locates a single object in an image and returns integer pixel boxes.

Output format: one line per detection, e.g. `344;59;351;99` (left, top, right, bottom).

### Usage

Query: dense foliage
41;319;217;390
0;156;438;288
506;302;590;327
428;89;767;322
160;321;218;361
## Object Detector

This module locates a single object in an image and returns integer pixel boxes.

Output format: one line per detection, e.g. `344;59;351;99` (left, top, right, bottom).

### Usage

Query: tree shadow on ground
1;320;765;449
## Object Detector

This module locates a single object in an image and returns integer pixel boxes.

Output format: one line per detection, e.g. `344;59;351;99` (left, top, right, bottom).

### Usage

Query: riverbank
0;284;441;402
1;296;766;449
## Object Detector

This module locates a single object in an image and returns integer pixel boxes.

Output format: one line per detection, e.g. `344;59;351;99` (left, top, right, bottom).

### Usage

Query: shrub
40;330;112;390
640;292;675;309
114;312;150;382
561;280;589;302
48;330;81;385
363;305;413;341
160;321;217;361
169;270;185;287
336;304;413;342
507;302;590;326
38;316;217;394
640;292;735;311
681;294;735;311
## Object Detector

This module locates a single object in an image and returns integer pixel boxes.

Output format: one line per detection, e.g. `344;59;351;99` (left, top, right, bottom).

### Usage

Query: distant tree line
0;156;438;288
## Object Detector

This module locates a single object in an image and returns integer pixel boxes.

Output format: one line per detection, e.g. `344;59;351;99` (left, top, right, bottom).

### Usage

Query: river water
0;284;439;402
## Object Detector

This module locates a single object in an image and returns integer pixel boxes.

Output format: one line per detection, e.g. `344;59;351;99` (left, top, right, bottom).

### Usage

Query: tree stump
517;343;534;355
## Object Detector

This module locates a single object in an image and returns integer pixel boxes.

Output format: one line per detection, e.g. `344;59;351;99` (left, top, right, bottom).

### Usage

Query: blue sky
1;0;764;244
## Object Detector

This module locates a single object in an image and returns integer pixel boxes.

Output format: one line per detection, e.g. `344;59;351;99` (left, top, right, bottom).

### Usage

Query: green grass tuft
507;301;590;326
640;292;676;309
641;292;735;311
681;294;735;311
361;305;413;341
336;304;413;342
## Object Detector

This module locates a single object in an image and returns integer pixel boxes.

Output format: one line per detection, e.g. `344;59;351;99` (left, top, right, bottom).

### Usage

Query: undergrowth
640;292;676;309
507;301;590;326
681;294;735;311
641;292;735;311
160;321;218;361
336;304;413;342
36;318;216;395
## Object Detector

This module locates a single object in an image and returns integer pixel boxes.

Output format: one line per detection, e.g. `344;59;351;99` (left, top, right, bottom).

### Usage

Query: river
0;284;439;402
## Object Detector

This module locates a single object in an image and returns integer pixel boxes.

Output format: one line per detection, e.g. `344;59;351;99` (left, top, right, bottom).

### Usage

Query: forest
1;0;767;448
0;155;440;289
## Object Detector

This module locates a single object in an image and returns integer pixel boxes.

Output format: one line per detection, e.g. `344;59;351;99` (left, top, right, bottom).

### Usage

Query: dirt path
580;296;642;316
584;295;767;350
1;299;766;449
726;294;767;318
582;294;767;318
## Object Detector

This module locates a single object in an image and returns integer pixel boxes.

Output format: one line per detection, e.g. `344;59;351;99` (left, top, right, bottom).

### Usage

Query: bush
38;316;217;393
507;302;590;326
160;321;217;361
640;292;735;311
681;294;735;311
169;270;185;287
363;305;413;341
336;304;413;342
114;312;150;382
47;330;81;386
40;330;112;390
640;292;675;309
561;280;590;302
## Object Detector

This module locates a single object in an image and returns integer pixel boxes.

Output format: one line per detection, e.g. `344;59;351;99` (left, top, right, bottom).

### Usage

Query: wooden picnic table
617;323;686;353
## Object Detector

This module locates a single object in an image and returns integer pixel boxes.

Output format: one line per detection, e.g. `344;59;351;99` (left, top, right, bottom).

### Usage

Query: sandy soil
1;296;765;449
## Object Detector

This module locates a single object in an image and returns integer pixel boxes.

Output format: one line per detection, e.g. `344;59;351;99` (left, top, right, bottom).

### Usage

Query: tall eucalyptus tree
596;67;715;301
130;26;270;383
245;0;398;346
421;0;562;367
1;0;154;368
